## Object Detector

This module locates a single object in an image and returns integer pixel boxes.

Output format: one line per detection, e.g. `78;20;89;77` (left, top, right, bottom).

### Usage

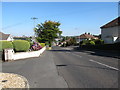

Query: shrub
45;42;49;46
40;43;45;47
80;40;95;45
0;41;13;51
80;41;83;45
83;40;90;45
36;37;41;43
89;41;95;45
94;39;104;45
13;40;30;52
45;41;52;47
31;42;42;51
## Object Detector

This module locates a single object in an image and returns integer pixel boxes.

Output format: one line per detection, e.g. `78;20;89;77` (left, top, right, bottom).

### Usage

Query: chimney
88;33;90;35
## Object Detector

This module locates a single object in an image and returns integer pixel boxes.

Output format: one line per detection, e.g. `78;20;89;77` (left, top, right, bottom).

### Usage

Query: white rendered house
0;32;14;41
100;17;120;44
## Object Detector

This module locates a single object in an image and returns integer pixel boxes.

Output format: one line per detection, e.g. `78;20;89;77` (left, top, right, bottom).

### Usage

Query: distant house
100;17;120;44
13;36;35;42
76;33;98;43
0;32;14;41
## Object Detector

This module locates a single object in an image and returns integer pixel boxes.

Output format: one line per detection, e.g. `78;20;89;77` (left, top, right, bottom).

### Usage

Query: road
2;46;119;88
51;46;119;88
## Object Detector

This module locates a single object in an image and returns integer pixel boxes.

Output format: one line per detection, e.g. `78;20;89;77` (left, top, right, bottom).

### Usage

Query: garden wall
4;46;46;61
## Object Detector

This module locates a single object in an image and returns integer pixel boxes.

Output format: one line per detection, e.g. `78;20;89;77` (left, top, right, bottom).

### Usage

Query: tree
34;20;62;46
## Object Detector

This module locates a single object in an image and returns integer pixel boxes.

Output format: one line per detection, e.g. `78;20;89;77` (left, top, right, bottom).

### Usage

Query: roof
0;32;10;40
100;17;120;29
77;34;96;39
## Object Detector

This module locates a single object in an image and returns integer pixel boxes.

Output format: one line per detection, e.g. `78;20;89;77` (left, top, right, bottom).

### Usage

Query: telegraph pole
31;17;38;28
31;17;38;38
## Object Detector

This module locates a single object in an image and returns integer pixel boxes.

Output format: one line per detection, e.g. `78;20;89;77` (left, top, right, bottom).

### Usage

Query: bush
36;37;41;43
80;41;83;45
31;42;42;51
83;40;89;45
0;41;13;51
94;39;104;45
79;42;120;51
89;41;95;45
40;43;45;47
45;42;52;47
13;40;30;52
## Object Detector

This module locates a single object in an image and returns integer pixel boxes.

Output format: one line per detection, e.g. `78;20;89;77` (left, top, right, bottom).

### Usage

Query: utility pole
31;17;38;28
31;17;38;38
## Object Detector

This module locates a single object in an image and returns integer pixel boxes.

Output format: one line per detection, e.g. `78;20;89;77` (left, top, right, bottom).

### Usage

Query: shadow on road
73;47;120;59
56;64;118;71
50;49;71;52
50;46;119;59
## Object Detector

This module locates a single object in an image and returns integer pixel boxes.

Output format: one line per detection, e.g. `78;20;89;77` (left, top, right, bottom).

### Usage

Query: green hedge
13;40;30;52
93;39;104;45
0;41;13;51
89;41;95;45
40;43;45;47
80;39;104;45
79;42;120;51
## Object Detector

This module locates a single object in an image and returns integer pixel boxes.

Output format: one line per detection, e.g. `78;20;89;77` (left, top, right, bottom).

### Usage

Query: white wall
101;26;119;44
4;47;46;61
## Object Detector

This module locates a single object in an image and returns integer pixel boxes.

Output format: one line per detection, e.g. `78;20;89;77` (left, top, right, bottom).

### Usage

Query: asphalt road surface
2;46;119;88
51;46;119;88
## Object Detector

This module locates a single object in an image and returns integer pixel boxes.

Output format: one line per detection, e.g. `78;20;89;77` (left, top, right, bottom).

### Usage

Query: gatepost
4;49;14;61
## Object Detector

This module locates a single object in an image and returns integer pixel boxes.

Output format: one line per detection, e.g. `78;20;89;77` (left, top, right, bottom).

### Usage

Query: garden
0;40;46;61
0;40;45;52
79;39;120;51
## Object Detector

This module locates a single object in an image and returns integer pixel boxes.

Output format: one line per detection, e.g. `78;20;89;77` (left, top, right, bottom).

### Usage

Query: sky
2;2;118;36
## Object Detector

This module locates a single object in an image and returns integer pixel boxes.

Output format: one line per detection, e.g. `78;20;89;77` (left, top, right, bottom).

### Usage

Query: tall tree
34;20;62;46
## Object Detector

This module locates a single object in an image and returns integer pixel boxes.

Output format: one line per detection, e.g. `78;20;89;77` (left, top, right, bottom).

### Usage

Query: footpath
2;50;68;88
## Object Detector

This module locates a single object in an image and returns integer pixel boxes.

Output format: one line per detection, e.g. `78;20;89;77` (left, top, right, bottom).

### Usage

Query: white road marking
89;59;119;71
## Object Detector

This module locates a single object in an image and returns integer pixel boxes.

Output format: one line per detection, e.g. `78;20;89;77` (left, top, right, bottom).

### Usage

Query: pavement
2;51;68;88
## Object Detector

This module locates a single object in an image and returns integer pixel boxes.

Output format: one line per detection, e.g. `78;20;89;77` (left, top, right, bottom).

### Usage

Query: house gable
100;17;120;44
100;17;120;29
0;32;13;41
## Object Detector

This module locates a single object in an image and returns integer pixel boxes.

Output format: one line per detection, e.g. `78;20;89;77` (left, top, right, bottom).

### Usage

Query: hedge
89;41;95;45
79;42;120;51
0;41;13;51
93;39;104;45
40;43;45;47
13;40;30;52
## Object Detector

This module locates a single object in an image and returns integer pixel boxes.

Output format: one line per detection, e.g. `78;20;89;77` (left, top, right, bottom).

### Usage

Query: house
76;33;98;43
0;32;14;41
100;17;120;44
